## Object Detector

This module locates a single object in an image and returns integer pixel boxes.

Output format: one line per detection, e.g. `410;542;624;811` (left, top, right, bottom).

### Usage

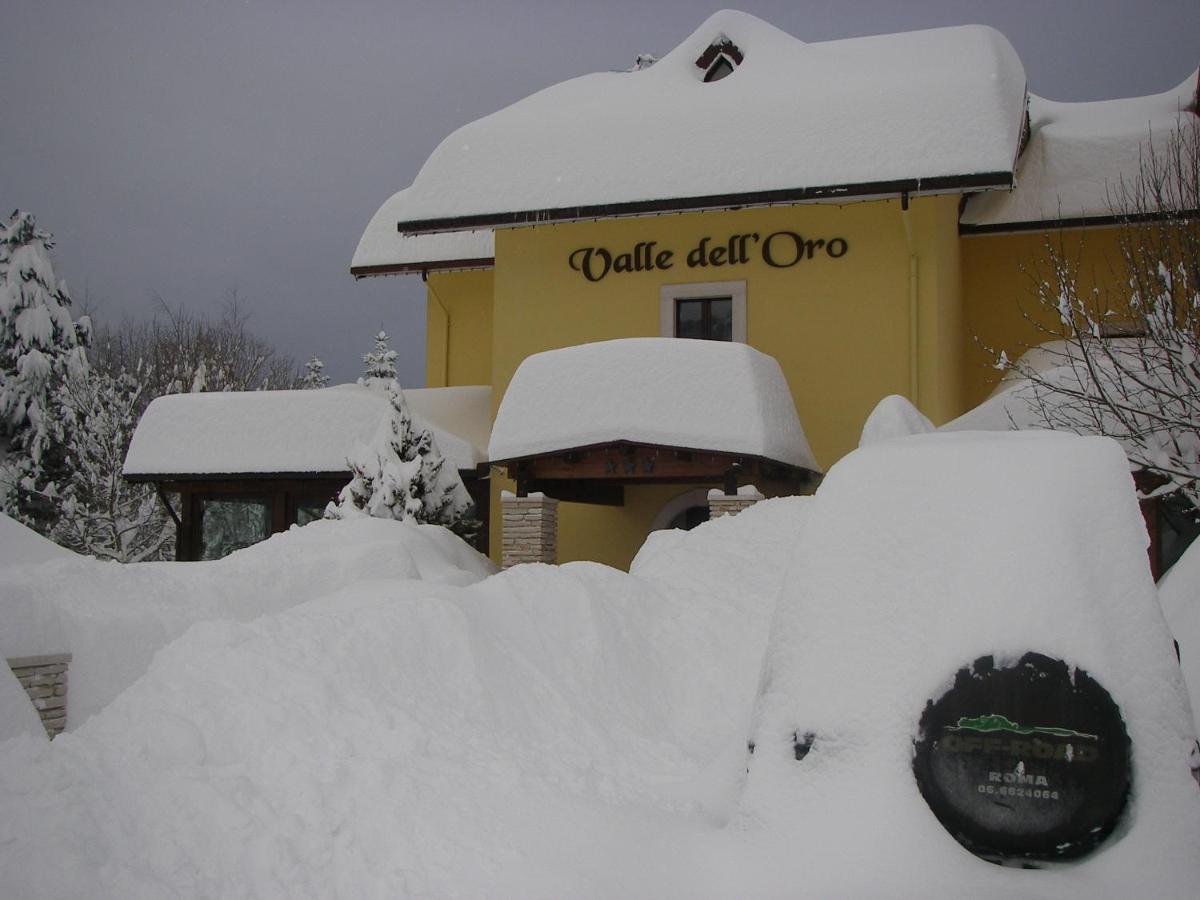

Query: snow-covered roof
488;338;818;470
961;72;1199;230
351;187;493;275
402;385;492;469
360;10;1025;241
124;384;491;478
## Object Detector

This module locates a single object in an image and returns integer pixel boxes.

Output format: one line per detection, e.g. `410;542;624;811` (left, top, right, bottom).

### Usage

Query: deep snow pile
0;499;802;898
741;431;1200;897
0;517;495;726
1158;540;1200;704
3;433;1199;897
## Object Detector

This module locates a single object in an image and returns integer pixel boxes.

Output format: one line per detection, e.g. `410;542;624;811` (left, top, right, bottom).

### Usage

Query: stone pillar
708;485;764;519
7;653;71;738
501;491;559;568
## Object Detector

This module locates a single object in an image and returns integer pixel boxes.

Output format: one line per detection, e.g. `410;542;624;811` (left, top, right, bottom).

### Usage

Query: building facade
353;11;1199;570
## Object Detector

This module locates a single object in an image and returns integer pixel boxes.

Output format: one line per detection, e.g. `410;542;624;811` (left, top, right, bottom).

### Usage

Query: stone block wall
501;492;559;568
7;653;71;738
708;485;765;518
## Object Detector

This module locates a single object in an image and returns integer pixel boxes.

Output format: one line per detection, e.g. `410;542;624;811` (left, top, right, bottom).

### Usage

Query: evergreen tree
50;366;174;561
326;382;478;540
0;211;90;526
361;330;398;384
302;355;329;389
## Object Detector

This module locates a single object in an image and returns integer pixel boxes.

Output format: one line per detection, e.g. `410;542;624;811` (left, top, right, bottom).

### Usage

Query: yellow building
352;10;1199;570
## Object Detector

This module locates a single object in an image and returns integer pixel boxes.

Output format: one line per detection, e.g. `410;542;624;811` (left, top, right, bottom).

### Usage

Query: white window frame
659;280;746;343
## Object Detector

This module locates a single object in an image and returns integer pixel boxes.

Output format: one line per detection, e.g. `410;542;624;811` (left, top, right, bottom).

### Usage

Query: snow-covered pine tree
0;211;90;527
302;355;329;389
361;330;398;384
326;382;478;540
50;366;174;562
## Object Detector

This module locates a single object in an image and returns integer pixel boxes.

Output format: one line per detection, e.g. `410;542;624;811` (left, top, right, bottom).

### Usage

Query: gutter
423;271;451;387
900;192;920;408
395;173;1014;236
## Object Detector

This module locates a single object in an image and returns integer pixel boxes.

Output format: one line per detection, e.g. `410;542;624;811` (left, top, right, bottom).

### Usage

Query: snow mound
0;517;495;726
488;338;818;470
962;73;1199;228
742;430;1200;894
0;665;46;745
858;394;934;447
1158;540;1200;706
0;500;800;897
367;10;1024;232
0;513;75;567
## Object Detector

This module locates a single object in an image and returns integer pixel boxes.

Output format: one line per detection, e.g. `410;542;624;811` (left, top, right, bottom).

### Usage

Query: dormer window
695;36;743;82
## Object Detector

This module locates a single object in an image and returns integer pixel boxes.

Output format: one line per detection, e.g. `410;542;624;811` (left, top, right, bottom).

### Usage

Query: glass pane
708;298;733;341
676;299;705;339
295;501;328;527
200;497;271;560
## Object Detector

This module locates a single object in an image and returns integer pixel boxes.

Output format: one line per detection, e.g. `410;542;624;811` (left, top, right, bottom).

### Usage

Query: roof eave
350;257;496;279
395;172;1015;235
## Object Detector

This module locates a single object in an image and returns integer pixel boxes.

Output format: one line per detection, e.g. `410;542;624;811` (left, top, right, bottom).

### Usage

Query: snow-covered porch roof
487;338;818;502
123;384;492;481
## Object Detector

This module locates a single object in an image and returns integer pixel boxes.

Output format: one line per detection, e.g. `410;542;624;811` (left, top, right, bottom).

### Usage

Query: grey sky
2;1;1196;385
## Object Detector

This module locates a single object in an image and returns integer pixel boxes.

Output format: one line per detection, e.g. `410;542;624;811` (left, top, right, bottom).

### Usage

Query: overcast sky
2;1;1196;385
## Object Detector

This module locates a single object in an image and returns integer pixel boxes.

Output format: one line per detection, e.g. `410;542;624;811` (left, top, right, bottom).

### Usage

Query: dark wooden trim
494;440;815;506
350;258;495;279
395;172;1014;235
124;470;352;484
959;208;1200;236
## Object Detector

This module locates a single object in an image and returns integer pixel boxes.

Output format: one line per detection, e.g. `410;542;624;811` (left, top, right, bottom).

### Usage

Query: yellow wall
478;197;963;569
961;227;1126;407
424;269;494;387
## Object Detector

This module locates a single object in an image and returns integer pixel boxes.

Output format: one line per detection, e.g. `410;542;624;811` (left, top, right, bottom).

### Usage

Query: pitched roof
356;9;1026;255
961;71;1200;231
123;384;491;479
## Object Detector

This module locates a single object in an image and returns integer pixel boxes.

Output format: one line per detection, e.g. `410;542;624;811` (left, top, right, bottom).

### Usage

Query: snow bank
0;499;802;898
0;518;495;726
1158;540;1200;706
4;435;1197;896
858;393;934;447
0;513;74;566
124;383;488;476
962;73;1199;229
0;666;46;744
488;338;818;469
741;431;1200;895
367;10;1024;232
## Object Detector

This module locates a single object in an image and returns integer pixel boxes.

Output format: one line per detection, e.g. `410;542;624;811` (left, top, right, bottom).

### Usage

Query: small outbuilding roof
487;338;818;471
123;384;491;479
359;9;1026;245
961;72;1199;231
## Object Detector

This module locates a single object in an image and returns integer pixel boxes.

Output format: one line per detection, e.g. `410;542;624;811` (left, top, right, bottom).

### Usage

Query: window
660;280;746;342
198;496;271;560
676;296;733;341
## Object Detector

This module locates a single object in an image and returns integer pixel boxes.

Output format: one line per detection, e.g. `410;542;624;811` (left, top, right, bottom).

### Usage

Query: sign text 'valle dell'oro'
567;230;849;282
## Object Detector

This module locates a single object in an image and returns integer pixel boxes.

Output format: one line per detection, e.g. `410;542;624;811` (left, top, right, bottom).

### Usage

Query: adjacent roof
123;384;492;479
358;9;1026;248
488;338;818;470
961;72;1200;232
